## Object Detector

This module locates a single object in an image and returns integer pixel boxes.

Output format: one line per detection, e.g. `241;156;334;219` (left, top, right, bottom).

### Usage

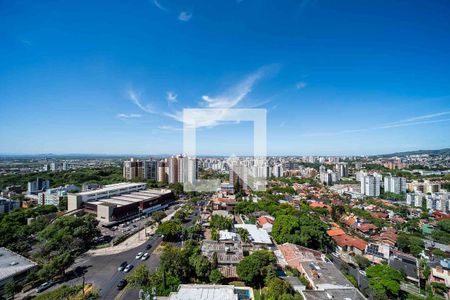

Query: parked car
117;279;127;290
36;280;54;293
141;253;149;260
123;264;133;273
118;261;128;272
145;244;152;250
359;270;367;276
135;252;143;259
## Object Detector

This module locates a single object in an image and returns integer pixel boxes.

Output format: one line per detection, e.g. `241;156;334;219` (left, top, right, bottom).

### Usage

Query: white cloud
164;67;270;129
117;113;142;120
159;125;183;131
300;112;450;137
296;81;307;89
178;12;192;21
382;111;450;125
128;89;155;113
166;91;178;103
201;68;266;109
153;0;168;11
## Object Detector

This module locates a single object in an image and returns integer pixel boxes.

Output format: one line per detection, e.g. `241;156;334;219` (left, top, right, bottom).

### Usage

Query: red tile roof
327;229;345;237
357;223;378;233
257;216;274;225
332;234;368;251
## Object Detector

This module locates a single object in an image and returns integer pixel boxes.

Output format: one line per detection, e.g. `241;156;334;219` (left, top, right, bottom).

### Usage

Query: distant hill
376;148;450;157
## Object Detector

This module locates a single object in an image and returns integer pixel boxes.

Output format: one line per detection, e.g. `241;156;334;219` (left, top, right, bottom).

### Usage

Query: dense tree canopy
0;205;58;253
237;250;276;286
156;220;183;240
271;214;329;250
366;264;404;300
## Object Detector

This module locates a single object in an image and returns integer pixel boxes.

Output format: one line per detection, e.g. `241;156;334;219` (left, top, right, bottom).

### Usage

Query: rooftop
0;247;37;281
332;234;368;251
300;261;353;288
72;182;146;196
301;288;366;300
168;284;252;300
96;189;172;207
234;224;272;244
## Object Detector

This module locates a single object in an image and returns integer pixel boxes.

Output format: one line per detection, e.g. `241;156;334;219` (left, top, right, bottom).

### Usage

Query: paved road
116;209;201;300
30;200;203;300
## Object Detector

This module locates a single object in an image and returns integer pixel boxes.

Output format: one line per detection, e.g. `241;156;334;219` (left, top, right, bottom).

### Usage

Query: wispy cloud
296;81;307;89
201;66;270;109
165;66;272;129
178;11;192;21
300;112;450;137
166;91;178;103
117;113;142;120
159;125;183;131
153;0;168;11
128;89;155;113
383;111;450;125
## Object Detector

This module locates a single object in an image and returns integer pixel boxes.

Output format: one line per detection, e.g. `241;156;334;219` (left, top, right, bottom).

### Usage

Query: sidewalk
87;209;178;256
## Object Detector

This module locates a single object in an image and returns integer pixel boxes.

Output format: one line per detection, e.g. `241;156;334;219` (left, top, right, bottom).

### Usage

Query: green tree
354;255;371;270
156;221;183;241
189;254;212;280
152;211;167;223
265;277;290;300
209;269;224;284
4;281;16;300
210;215;233;230
366;264;404;299
237;227;250;243
432;248;447;258
237;250;276;286
271;214;329;250
127;264;151;288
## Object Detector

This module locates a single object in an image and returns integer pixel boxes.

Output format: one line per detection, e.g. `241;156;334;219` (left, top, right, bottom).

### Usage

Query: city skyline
1;0;450;155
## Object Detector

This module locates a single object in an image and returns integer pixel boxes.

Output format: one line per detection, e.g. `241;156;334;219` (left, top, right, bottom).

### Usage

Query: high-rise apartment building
123;158;158;181
384;175;406;194
157;160;168;183
361;175;380;197
335;162;348;179
168;156;179;184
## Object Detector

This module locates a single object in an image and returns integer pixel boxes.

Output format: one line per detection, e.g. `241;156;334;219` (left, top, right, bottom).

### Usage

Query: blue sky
0;0;449;156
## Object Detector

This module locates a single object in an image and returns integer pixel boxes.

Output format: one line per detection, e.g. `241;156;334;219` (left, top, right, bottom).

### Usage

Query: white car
135;252;144;259
123;264;133;273
141;253;149;260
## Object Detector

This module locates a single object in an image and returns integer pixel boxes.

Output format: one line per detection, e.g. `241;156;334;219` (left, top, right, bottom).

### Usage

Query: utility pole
82;274;85;297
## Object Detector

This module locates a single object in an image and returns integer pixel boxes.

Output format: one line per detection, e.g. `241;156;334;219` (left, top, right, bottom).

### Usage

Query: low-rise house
389;250;420;286
331;234;368;255
212;195;236;213
356;223;378;237
234;224;273;246
371;227;397;247
257;215;275;233
365;243;391;263
430;259;450;287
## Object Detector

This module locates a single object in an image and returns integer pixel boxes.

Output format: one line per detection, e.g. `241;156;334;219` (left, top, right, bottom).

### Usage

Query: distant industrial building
67;182;174;224
0;247;37;295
